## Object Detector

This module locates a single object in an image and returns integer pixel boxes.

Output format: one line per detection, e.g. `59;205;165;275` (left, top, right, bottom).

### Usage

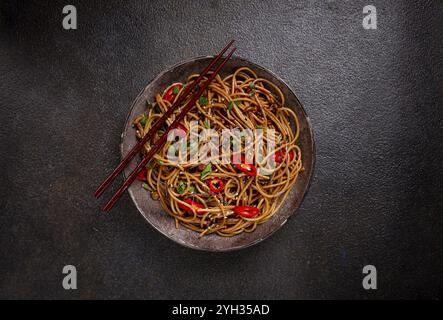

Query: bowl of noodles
120;56;315;251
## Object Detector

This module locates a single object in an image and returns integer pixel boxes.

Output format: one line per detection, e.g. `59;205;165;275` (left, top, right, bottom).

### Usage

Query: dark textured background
0;0;442;299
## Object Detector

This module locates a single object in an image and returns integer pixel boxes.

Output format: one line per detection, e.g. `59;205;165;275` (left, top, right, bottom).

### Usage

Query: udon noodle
133;67;303;237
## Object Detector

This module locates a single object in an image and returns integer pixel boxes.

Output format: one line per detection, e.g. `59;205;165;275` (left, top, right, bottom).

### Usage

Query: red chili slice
178;199;205;215
171;123;187;138
235;163;257;176
207;178;224;193
176;123;187;132
233;155;257;176
274;151;285;163
274;150;295;163
233;206;260;218
177;123;187;137
137;169;147;181
162;83;183;102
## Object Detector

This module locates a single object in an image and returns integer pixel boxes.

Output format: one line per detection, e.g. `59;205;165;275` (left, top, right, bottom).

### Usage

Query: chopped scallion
200;163;212;180
142;182;151;190
176;180;186;194
140;115;148;127
199;96;208;106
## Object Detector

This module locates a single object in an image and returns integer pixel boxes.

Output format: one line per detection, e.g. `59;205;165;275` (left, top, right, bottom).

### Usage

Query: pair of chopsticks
95;40;236;212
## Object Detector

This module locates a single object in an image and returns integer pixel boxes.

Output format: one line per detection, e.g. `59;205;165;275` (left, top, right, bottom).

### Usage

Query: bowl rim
120;55;316;252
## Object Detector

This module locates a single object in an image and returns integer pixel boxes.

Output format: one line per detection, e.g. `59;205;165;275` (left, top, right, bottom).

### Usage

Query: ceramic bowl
120;56;315;251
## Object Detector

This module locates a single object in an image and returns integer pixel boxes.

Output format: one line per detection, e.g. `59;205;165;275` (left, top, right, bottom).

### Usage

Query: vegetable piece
162;83;183;102
178;199;204;215
140;114;148;127
274;151;285;163
228;100;239;111
207;178;224;193
234;157;257;177
176;180;186;194
274;150;295;163
233;206;260;218
235;163;257;176
176;123;187;132
248;82;256;96
200;163;212;180
199;96;208;106
145;161;154;169
172;123;187;138
142;182;151;191
188;186;195;194
137;169;147;181
204;119;210;129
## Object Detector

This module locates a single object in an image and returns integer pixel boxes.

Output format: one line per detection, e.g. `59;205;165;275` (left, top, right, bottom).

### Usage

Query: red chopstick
100;46;236;212
94;40;235;199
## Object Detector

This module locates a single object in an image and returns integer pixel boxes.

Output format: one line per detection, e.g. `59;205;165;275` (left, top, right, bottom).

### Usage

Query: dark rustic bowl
121;56;315;251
